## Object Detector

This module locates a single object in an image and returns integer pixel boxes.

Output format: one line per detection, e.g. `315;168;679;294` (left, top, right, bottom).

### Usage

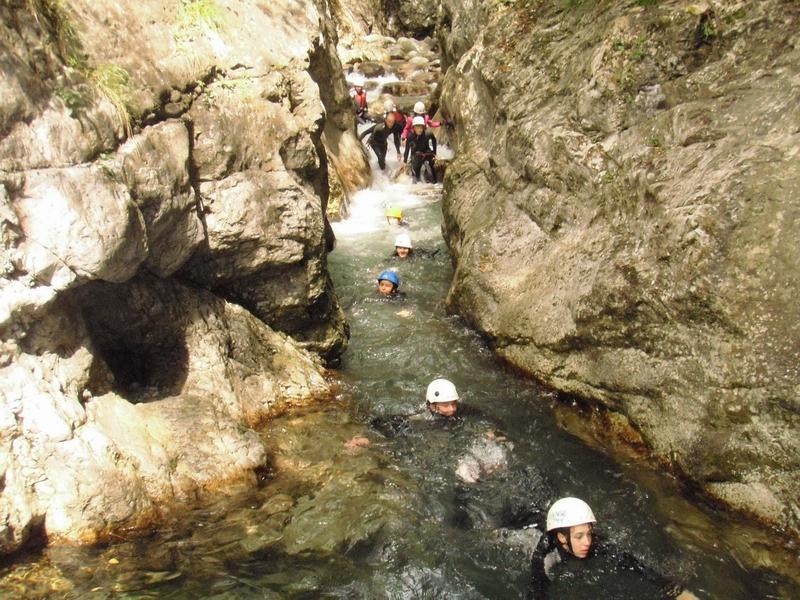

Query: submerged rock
438;0;800;538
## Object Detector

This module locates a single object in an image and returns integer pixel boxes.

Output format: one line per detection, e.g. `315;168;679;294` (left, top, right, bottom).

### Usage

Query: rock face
438;0;800;537
0;0;368;555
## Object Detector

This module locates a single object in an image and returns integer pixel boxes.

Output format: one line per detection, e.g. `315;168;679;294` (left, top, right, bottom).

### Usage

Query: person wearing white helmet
401;100;442;141
404;115;438;183
426;377;460;417
528;498;700;600
393;233;413;258
350;75;368;122
389;233;440;260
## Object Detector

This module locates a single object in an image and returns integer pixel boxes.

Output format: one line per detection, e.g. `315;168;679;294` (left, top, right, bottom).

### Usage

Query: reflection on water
1;157;798;600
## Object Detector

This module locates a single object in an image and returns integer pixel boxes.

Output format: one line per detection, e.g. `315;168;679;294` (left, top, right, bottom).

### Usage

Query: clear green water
1;167;798;599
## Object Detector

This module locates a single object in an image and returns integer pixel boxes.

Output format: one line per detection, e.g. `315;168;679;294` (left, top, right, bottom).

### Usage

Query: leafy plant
646;135;662;147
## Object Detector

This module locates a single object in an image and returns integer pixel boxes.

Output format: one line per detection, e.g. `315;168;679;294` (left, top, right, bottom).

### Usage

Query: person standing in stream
383;99;406;162
360;111;397;171
404;116;438;183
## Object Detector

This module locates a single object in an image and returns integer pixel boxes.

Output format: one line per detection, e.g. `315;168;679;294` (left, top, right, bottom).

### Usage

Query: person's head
394;233;413;258
546;497;596;559
426;378;459;417
385;112;396;128
376;270;400;295
386;206;403;224
413;101;426;115
383;99;396;114
354;85;363;93
412;115;425;136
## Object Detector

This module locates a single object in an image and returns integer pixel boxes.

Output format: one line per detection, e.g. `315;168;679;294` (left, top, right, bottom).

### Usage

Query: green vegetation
27;0;82;62
646;135;662;147
92;64;133;136
634;0;659;6
701;19;716;41
26;0;134;136
175;0;225;47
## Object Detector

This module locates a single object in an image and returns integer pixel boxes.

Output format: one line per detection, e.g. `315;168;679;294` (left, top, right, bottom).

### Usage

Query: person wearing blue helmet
377;269;401;297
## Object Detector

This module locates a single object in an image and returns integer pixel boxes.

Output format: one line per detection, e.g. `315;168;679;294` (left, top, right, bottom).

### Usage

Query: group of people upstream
347;76;700;600
357;96;441;184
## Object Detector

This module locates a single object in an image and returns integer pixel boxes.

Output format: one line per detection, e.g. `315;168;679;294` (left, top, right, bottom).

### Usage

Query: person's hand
676;591;700;600
344;436;370;451
396;152;401;161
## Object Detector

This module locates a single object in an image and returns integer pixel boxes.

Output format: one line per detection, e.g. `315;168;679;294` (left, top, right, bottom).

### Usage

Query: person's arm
613;548;695;600
392;124;401;154
430;133;437;154
527;548;551;600
426;115;442;128
370;414;413;438
359;125;376;142
403;132;414;162
401;118;412;140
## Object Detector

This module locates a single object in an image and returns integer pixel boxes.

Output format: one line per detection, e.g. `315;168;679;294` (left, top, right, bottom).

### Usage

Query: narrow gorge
0;0;798;598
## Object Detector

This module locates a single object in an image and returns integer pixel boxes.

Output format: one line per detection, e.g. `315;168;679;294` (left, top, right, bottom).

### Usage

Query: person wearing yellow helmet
385;206;408;227
527;498;700;600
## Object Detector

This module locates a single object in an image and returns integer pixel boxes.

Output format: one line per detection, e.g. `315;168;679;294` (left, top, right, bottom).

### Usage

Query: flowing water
2;150;799;598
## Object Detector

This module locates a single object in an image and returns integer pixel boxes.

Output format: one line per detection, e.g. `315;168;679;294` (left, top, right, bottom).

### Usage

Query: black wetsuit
404;129;437;182
360;122;394;169
527;536;687;600
388;248;441;261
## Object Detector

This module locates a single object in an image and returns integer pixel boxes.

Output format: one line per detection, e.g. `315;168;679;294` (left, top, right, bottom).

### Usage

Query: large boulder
0;277;330;551
438;0;800;538
0;0;358;555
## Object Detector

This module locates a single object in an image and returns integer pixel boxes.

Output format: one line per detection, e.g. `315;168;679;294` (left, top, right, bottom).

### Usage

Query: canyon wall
0;0;368;554
438;0;799;539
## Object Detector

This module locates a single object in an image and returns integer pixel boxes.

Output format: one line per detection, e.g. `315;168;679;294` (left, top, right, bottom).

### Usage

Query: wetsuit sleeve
392;123;401;153
359;125;376;142
403;132;414;162
596;540;686;600
430;133;437;154
370;415;413;438
527;548;550;600
618;552;686;599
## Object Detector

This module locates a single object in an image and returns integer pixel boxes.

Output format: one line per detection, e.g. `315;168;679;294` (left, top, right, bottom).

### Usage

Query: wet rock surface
0;0;367;554
438;0;800;538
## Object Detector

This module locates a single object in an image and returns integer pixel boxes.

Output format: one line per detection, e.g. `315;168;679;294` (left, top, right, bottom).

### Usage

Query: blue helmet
377;270;400;287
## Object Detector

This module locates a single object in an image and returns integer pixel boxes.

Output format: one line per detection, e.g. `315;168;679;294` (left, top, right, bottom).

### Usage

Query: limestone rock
0;0;354;557
438;0;800;538
0;276;330;552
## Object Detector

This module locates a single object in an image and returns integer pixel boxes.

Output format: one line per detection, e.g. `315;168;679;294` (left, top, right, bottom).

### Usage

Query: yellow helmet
385;206;403;219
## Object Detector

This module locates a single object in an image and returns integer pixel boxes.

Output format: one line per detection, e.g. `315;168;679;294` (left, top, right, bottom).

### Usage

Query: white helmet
383;99;396;113
546;497;596;532
413;101;426;115
394;233;412;249
426;378;459;404
412;115;425;127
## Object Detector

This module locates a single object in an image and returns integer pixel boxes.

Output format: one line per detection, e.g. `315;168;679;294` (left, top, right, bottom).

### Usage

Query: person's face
413;125;424;136
355;86;363;93
378;279;395;295
430;401;458;417
558;523;593;559
387;216;401;224
386;113;396;128
396;246;410;258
